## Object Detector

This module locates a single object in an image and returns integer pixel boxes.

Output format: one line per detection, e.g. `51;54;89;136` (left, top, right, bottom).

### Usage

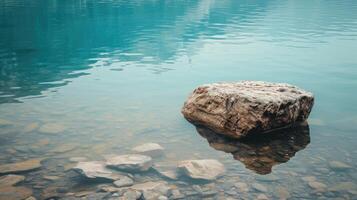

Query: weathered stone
132;143;164;157
177;159;225;181
328;161;352;171
106;154;153;172
0;174;25;187
329;182;357;192
182;81;314;139
131;181;170;200
252;183;268;192
39;123;66;134
234;182;249;193
0;158;42;174
0;186;32;200
114;176;134;187
121;189;142;200
73;161;121;181
257;194;269;200
153;164;178;180
308;181;327;192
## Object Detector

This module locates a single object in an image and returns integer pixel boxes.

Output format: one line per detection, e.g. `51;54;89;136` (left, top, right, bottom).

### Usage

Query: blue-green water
0;0;357;199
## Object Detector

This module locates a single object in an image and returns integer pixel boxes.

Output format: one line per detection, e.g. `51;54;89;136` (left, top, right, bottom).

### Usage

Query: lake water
0;0;357;199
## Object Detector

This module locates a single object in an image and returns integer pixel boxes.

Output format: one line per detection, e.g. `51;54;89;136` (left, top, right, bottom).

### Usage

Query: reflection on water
196;123;310;175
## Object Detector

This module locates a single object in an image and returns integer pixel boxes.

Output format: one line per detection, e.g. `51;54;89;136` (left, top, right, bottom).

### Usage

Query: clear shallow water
0;0;357;199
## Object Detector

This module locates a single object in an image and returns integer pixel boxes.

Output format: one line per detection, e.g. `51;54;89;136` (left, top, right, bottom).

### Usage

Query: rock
308;181;327;192
0;186;32;200
69;157;87;162
276;186;290;200
25;196;36;200
328;161;352;171
121;189;142;200
131;181;170;200
73;161;122;181
170;189;185;199
0;118;13;126
23;123;39;133
132;143;164;157
177;159;225;181
252;183;268;192
257;194;269;200
0;158;42;174
182;81;314;139
106;154;153;172
153;165;178;180
43;175;60;181
39;123;66;134
302;176;316;182
329;182;357;192
0;174;25;187
234;182;249;193
114;176;134;187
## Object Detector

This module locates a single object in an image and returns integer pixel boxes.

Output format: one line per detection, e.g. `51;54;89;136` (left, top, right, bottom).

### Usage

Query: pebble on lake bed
132;143;164;157
0;158;43;174
177;159;225;181
106;154;153;172
73;161;122;181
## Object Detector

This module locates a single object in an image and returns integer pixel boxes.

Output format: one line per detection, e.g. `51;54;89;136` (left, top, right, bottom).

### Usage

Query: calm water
1;0;357;199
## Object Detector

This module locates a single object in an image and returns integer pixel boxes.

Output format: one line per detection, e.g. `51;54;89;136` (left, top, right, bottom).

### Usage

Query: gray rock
252;183;268;192
0;174;25;187
121;189;142;200
114;176;134;188
132;143;164;157
106;154;153;172
308;181;327;192
328;161;352;171
38;123;66;134
177;159;225;181
182;81;314;139
0;158;42;174
73;161;121;181
131;181;170;200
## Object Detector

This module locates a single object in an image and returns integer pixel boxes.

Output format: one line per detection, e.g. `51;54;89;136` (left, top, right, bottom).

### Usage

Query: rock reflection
196;123;310;175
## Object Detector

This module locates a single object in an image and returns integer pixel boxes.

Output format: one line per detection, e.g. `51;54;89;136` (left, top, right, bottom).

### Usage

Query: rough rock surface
73;161;121;181
131;181;171;200
106;154;153;172
177;159;225;181
0;158;42;174
132;143;164;157
0;174;25;187
113;176;134;187
182;81;314;139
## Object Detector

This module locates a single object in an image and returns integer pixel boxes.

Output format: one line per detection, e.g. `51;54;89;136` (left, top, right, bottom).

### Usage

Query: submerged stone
0;186;32;200
0;158;42;174
39;123;66;134
182;81;314;139
73;161;121;181
177;159;225;181
131;181;171;200
113;176;134;187
308;181;327;192
0;174;25;187
106;154;153;172
328;161;352;171
132;143;164;157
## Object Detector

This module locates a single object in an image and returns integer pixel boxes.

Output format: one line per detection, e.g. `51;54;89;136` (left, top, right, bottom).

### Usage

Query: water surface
1;0;357;199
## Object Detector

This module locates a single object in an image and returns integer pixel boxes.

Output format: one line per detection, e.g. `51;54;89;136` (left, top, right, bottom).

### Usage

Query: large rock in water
182;81;314;139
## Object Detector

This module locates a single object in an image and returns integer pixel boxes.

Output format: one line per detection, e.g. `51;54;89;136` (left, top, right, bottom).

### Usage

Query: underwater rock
106;154;153;172
113;176;134;187
0;174;25;187
132;143;164;157
39;123;66;134
0;186;32;200
308;181;327;192
73;161;121;181
196;123;310;175
0;158;42;174
182;81;314;139
177;159;225;181
252;183;268;192
131;181;171;200
328;161;352;171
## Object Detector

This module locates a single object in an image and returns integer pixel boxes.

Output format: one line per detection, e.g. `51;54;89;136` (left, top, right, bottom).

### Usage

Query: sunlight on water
0;0;357;199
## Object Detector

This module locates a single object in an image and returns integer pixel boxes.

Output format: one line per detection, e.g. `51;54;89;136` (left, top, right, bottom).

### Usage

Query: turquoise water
0;0;357;199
